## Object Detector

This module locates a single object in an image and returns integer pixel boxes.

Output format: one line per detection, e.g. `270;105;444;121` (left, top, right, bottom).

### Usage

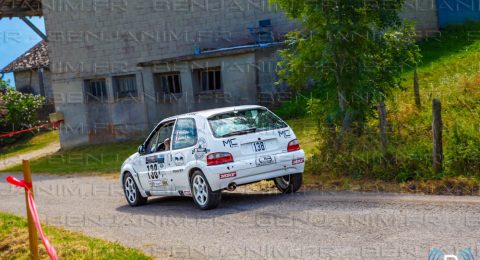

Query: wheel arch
120;167;148;198
188;167;203;181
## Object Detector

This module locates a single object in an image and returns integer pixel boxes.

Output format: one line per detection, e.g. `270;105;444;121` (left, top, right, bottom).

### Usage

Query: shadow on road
115;191;293;218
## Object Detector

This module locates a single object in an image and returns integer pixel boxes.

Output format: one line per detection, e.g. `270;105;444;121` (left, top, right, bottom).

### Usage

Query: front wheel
190;170;221;210
274;173;303;194
123;172;148;207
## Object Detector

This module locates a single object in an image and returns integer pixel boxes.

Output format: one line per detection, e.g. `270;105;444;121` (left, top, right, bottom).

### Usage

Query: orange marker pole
23;160;39;260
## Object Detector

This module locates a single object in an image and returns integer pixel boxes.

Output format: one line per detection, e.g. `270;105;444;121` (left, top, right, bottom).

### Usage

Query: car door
168;118;199;193
136;120;176;192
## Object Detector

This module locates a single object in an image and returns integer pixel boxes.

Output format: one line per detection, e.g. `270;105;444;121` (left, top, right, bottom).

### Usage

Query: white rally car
120;105;305;210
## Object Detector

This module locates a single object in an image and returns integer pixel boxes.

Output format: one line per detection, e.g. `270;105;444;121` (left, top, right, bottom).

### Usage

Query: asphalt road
1;173;479;259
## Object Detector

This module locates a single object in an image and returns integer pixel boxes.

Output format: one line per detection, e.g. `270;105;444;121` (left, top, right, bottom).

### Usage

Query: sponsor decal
192;138;209;159
278;129;291;139
256;155;276;166
179;190;192;197
173;169;183;173
149;179;168;187
292;158;305;165
146;155;165;164
173;152;185;166
157;155;165;164
219;172;237;179
222;138;239;148
145;156;156;164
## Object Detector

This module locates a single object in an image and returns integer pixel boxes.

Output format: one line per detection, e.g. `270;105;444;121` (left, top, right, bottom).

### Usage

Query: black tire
274;173;303;194
190;170;221;210
123;172;148;207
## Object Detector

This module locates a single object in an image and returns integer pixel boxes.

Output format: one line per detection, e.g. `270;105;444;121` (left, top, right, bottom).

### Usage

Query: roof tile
1;40;49;73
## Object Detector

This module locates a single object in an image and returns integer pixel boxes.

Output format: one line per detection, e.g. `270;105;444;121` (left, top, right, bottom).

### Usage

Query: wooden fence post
378;100;388;157
432;99;443;174
414;68;421;109
23;160;40;260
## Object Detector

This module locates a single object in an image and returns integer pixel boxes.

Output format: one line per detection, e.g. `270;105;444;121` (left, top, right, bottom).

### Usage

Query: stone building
1;39;54;119
1;40;52;99
2;0;440;148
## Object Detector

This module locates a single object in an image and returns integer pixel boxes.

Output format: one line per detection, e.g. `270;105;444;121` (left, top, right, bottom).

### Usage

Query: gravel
1;173;479;259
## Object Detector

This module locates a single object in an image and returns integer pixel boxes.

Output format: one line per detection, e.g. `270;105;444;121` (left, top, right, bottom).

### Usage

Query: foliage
272;0;420;144
0;82;46;145
274;22;480;182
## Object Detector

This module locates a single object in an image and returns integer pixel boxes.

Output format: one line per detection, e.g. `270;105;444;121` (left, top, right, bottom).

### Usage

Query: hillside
277;23;480;187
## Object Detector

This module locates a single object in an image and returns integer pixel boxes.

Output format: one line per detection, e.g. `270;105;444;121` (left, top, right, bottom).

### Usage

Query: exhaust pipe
226;183;237;192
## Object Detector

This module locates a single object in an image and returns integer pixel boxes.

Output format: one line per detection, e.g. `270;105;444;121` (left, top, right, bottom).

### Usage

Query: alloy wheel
193;175;208;206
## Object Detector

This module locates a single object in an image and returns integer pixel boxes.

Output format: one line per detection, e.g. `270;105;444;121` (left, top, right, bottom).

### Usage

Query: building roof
138;42;283;67
1;40;48;73
0;0;42;18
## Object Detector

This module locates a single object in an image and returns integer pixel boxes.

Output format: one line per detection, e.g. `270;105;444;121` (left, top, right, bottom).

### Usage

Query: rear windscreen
208;109;287;138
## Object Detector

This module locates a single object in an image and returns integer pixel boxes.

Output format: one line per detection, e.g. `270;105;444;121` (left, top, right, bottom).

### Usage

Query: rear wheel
190;170;221;210
274;173;303;194
123;172;148;207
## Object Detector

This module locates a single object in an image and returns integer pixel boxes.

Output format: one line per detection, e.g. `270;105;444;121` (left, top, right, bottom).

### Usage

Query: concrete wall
402;0;439;35
41;0;439;148
14;69;53;99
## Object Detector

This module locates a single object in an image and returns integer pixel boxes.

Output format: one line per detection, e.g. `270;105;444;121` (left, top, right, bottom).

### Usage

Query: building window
113;74;137;98
84;79;107;103
198;67;222;91
154;72;182;94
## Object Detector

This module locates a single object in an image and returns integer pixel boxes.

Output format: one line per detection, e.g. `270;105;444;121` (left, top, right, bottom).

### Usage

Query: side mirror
138;145;145;155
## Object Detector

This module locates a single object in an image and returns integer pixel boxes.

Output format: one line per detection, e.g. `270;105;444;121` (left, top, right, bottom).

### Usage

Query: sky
0;17;46;88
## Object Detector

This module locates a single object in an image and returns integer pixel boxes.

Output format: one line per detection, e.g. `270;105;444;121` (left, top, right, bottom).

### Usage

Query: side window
172;118;198;150
157;122;175;151
145;130;161;154
144;121;175;154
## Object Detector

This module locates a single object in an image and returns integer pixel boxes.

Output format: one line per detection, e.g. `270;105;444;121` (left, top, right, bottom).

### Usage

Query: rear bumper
203;150;305;191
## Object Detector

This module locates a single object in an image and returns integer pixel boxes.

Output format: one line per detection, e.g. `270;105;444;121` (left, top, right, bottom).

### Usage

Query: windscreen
208;109;288;138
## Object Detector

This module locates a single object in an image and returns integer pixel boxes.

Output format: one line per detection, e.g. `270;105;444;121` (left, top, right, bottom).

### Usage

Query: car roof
163;105;266;121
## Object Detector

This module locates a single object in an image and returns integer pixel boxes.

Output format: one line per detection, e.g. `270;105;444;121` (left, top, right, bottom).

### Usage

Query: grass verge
0;141;139;174
0;131;59;159
0;212;151;259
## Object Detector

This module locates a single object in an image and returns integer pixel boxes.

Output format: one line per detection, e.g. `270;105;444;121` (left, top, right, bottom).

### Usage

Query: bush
445;123;480;176
274;98;308;119
0;86;46;145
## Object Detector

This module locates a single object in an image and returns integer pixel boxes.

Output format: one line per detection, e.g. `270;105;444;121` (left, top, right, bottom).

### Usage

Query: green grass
1;141;139;174
0;212;151;259
0;131;59;159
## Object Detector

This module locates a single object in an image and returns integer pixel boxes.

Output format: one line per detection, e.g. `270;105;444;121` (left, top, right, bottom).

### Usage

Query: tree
272;0;420;147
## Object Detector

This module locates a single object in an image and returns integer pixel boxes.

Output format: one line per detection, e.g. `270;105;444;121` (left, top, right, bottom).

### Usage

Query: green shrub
445;123;480;176
274;98;308;119
0;86;46;145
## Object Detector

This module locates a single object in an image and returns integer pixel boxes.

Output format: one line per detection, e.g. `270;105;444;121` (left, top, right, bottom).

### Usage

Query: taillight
207;152;234;166
287;139;300;152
